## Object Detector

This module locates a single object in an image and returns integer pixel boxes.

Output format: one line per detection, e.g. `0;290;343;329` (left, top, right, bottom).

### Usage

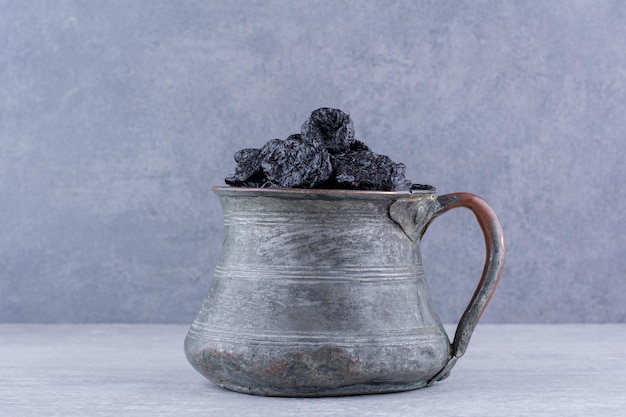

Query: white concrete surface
1;324;624;416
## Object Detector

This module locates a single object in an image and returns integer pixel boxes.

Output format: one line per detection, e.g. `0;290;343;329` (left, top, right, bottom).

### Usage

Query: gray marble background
1;1;624;323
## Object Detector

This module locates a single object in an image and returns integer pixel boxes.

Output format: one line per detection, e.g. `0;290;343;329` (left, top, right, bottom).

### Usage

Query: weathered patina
185;187;505;396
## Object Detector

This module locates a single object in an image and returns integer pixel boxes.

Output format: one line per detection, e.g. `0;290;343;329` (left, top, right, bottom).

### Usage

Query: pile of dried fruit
225;108;429;191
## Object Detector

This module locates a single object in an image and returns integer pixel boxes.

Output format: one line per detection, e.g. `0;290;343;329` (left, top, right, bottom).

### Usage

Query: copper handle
428;192;506;382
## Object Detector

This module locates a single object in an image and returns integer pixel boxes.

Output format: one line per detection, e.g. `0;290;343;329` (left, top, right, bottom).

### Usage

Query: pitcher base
212;379;431;397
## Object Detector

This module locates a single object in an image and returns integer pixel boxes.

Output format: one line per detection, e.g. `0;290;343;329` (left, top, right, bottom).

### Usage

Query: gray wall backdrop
1;0;625;323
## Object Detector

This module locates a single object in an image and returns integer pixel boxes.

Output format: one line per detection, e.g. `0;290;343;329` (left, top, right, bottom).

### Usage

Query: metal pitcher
185;186;505;396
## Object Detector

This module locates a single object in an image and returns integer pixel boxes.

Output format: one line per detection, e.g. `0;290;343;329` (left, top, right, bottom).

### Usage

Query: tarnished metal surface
185;187;505;396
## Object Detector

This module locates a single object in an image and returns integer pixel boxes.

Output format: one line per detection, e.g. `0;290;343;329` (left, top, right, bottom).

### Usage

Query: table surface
1;324;624;416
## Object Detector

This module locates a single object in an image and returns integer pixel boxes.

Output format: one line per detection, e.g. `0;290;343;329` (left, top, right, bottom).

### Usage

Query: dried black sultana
225;107;433;191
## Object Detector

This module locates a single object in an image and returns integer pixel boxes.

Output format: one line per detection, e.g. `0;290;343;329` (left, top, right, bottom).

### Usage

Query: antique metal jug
185;186;505;396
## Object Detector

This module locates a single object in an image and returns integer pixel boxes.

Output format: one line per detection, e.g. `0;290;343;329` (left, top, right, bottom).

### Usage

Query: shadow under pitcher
184;186;505;396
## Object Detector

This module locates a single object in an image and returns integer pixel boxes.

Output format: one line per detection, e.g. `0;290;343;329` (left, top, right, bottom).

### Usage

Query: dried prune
224;148;263;187
301;108;355;154
259;136;332;188
331;149;412;191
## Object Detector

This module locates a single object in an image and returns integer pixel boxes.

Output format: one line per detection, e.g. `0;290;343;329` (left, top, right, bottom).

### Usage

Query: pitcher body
185;187;505;396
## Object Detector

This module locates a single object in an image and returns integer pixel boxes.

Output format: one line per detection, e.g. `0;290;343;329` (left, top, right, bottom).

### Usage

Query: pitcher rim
212;185;436;197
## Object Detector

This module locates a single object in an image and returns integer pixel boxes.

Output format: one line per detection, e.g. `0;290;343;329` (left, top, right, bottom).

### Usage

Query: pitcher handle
427;192;506;383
